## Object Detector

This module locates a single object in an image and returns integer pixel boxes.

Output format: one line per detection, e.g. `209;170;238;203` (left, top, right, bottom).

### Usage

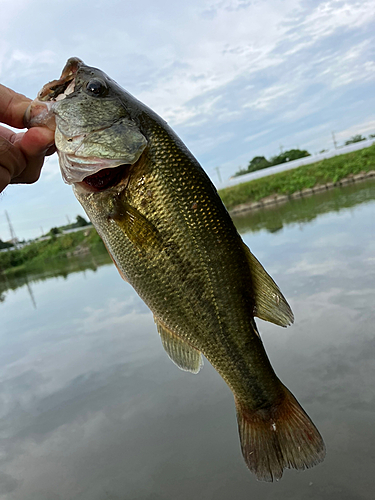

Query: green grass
0;227;105;276
218;144;375;209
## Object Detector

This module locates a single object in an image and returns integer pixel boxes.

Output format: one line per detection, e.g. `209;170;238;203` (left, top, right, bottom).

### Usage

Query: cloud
1;0;374;236
335;117;375;141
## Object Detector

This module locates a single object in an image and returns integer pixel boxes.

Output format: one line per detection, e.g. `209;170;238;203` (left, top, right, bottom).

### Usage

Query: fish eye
85;79;108;96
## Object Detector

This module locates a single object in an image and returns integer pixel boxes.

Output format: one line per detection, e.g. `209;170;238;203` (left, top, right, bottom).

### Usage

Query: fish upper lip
24;58;83;129
38;57;82;102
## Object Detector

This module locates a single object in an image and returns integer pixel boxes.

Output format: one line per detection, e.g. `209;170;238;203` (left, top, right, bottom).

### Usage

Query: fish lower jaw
58;151;131;185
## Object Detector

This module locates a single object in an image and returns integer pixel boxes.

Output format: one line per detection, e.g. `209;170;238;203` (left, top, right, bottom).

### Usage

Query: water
1;180;375;500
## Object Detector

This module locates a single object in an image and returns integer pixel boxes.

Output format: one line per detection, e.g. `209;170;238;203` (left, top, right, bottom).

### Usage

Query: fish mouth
80;164;131;192
38;57;82;102
24;57;82;129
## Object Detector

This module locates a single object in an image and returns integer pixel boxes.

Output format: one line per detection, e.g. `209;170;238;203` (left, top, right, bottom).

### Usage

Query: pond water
1;179;375;500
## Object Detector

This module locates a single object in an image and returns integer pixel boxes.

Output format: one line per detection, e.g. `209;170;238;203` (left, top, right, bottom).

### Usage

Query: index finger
0;84;32;129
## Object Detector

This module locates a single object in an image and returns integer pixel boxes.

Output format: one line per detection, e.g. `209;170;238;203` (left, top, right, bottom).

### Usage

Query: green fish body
25;58;325;481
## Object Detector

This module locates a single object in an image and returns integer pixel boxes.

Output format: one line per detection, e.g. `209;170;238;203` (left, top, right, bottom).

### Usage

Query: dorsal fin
242;242;294;327
155;318;203;374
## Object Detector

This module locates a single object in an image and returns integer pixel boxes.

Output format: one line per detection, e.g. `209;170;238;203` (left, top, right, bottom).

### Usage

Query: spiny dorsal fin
155;318;203;374
242;242;294;327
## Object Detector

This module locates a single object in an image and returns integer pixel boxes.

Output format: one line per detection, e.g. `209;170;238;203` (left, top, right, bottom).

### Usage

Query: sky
0;0;374;240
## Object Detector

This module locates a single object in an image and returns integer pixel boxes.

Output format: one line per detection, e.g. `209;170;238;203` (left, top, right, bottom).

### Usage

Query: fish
25;57;325;481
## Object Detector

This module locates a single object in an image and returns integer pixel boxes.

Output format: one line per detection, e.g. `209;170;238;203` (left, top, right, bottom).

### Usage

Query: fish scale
76;119;293;413
25;57;325;481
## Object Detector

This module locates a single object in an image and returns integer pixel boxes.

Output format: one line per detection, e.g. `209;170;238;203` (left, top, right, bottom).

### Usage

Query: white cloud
296;0;375;39
0;0;374;236
335;117;375;141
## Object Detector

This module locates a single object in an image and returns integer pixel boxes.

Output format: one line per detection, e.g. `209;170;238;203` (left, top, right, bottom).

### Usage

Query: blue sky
0;0;374;240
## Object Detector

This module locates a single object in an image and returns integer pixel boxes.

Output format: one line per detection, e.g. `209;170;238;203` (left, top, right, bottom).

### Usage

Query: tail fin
235;387;325;482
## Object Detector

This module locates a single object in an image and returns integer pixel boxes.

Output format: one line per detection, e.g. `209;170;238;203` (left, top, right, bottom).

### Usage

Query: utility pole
5;210;17;243
215;167;222;184
331;131;338;150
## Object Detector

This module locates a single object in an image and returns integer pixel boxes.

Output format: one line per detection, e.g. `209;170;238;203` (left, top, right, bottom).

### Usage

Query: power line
331;131;338;150
5;210;17;243
215;166;222;184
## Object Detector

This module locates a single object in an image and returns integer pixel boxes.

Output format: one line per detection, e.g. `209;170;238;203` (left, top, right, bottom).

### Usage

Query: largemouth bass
25;58;325;481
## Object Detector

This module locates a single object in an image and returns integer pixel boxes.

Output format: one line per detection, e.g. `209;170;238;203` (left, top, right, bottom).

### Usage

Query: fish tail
234;387;326;482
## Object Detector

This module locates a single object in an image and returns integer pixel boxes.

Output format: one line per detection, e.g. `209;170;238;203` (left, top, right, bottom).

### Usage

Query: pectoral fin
155;318;203;374
242;242;294;327
109;196;160;251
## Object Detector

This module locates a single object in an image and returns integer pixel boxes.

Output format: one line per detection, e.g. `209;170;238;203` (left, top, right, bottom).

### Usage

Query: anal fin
155;318;203;374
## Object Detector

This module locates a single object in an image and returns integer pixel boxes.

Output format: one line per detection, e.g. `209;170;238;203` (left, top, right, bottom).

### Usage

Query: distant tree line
234;149;310;177
47;215;91;238
233;132;375;177
344;134;375;145
0;239;14;250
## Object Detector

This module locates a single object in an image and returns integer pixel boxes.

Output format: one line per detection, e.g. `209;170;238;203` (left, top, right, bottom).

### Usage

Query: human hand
0;84;55;193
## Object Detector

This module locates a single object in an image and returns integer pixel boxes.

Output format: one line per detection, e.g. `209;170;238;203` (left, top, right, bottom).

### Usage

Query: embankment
218;144;375;214
0;227;106;277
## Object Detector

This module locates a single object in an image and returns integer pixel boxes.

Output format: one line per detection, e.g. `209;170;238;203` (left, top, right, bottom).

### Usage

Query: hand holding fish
0;84;55;193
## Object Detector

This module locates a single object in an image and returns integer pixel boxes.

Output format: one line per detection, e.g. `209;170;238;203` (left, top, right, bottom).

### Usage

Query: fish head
25;57;147;187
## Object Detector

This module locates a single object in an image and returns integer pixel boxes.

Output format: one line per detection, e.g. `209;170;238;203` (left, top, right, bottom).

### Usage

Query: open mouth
81;164;131;191
47;77;75;101
38;57;82;102
24;58;82;129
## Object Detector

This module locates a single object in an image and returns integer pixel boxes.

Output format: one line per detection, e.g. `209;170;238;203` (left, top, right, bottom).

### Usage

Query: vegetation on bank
0;227;105;277
219;144;375;210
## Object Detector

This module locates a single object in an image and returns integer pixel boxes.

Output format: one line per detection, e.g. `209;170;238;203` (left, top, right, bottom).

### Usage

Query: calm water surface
1;180;375;499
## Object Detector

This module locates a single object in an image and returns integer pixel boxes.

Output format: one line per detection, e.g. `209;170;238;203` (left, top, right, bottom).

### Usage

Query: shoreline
229;170;375;216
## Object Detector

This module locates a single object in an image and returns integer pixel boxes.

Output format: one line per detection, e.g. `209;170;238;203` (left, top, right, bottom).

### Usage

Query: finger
10;163;43;184
10;127;56;184
0;124;18;142
0;84;31;129
0;136;27;181
18;127;55;157
0;166;11;193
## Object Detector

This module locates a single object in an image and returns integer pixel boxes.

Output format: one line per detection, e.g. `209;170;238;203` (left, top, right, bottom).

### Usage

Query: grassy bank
0;227;106;277
218;144;375;209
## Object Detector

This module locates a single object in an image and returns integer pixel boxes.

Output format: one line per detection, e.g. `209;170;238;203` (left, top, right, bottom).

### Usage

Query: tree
233;167;249;177
0;239;13;250
344;134;366;145
49;227;60;237
75;215;89;227
269;149;310;166
247;156;271;173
